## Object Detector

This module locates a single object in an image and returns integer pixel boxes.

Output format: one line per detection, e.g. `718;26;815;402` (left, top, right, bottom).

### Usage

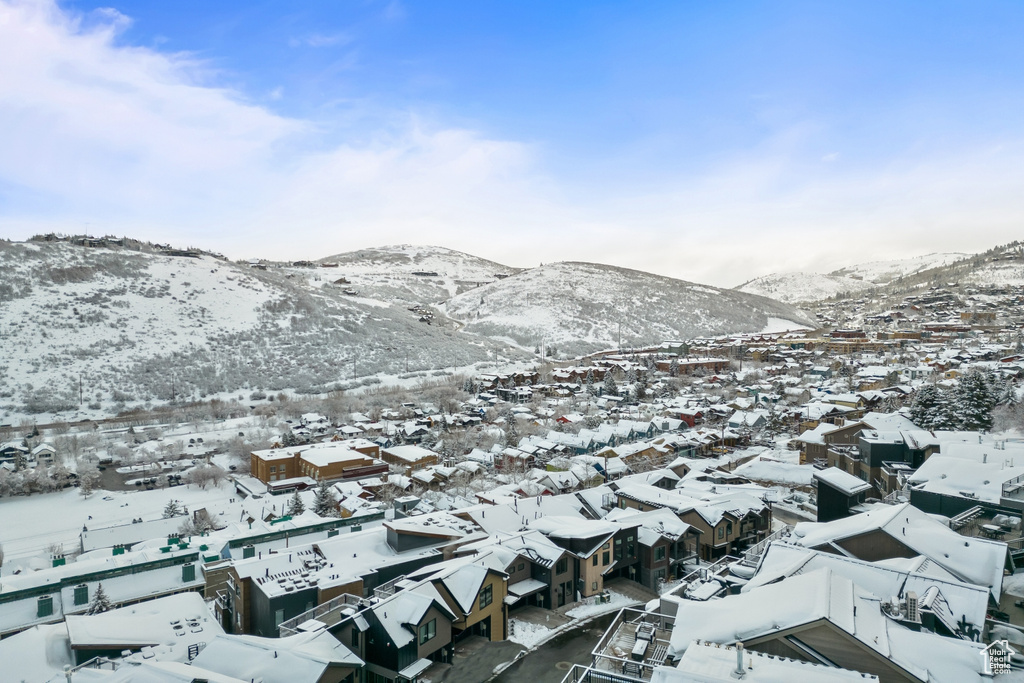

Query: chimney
734;642;745;677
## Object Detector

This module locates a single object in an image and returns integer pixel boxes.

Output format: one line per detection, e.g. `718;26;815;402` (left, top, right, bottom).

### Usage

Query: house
529;516;643;600
790;502;1007;601
64;592;223;665
665;568;1001;683
250;440;385;486
191;630;363;683
727;410;768;430
744;542;990;641
215;515;479;637
453;530;576;611
613;482;771;561
381;444;440;473
813;467;871;522
405;559;509;642
604;507;700;588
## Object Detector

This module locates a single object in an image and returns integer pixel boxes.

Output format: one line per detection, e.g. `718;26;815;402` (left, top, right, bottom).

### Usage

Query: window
270;465;277;473
556;558;568;574
654;546;666;561
517;563;525;572
717;526;724;539
614;538;623;560
591;581;598;591
479;584;493;609
602;551;610;565
274;609;285;627
419;618;436;645
602;542;610;550
593;555;598;566
73;584;88;606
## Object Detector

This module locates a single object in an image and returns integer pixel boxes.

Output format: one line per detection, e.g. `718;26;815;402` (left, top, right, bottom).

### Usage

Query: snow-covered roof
813;467;871;496
191;629;362;683
657;640;878;682
81;515;191;553
908;455;1024;505
667;567;995;682
791;503;1006;599
745;542;989;634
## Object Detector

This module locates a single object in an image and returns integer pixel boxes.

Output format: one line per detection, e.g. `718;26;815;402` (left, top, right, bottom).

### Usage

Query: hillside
735;252;975;304
443;261;816;357
314;245;522;305
735;272;877;304
829;252;971;284
0;240;515;421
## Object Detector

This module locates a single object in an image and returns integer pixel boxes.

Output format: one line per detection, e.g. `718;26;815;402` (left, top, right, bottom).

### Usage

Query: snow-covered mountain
0;239;818;420
829;252;971;284
0;240;515;420
735;272;877;304
443;262;816;357
317;245;521;304
735;252;975;304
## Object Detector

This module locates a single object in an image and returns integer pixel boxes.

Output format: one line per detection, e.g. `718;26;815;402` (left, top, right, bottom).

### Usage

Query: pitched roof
791;503;1006;600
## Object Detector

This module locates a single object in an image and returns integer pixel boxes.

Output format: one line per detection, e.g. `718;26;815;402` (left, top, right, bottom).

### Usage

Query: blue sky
2;1;1024;285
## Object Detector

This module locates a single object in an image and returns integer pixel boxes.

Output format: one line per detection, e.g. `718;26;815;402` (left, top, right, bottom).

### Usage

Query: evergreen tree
668;359;679;377
286;490;305;516
281;430;299;447
503;409;520;448
998;380;1020;407
954;370;998;432
909;384;946;430
603;371;618;397
585;371;595;396
312;479;338;517
162;499;183;518
87;582;113;615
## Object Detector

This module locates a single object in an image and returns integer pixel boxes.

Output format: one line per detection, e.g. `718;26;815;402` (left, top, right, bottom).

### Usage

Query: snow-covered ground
508;619;555;648
564;590;637;619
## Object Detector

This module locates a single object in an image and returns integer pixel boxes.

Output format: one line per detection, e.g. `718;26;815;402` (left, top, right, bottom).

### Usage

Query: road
493;612;617;683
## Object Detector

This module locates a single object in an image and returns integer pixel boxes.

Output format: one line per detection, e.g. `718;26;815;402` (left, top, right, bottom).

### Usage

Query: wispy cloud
1;0;1023;288
289;31;353;48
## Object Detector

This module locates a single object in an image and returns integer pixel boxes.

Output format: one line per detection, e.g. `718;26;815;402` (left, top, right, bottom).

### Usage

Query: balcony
590;607;676;681
277;592;365;637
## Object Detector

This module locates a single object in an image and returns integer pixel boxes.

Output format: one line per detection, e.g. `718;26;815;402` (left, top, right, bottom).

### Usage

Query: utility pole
79;375;83;406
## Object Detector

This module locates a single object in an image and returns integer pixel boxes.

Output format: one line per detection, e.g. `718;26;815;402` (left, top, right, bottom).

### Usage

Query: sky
2;0;1024;287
